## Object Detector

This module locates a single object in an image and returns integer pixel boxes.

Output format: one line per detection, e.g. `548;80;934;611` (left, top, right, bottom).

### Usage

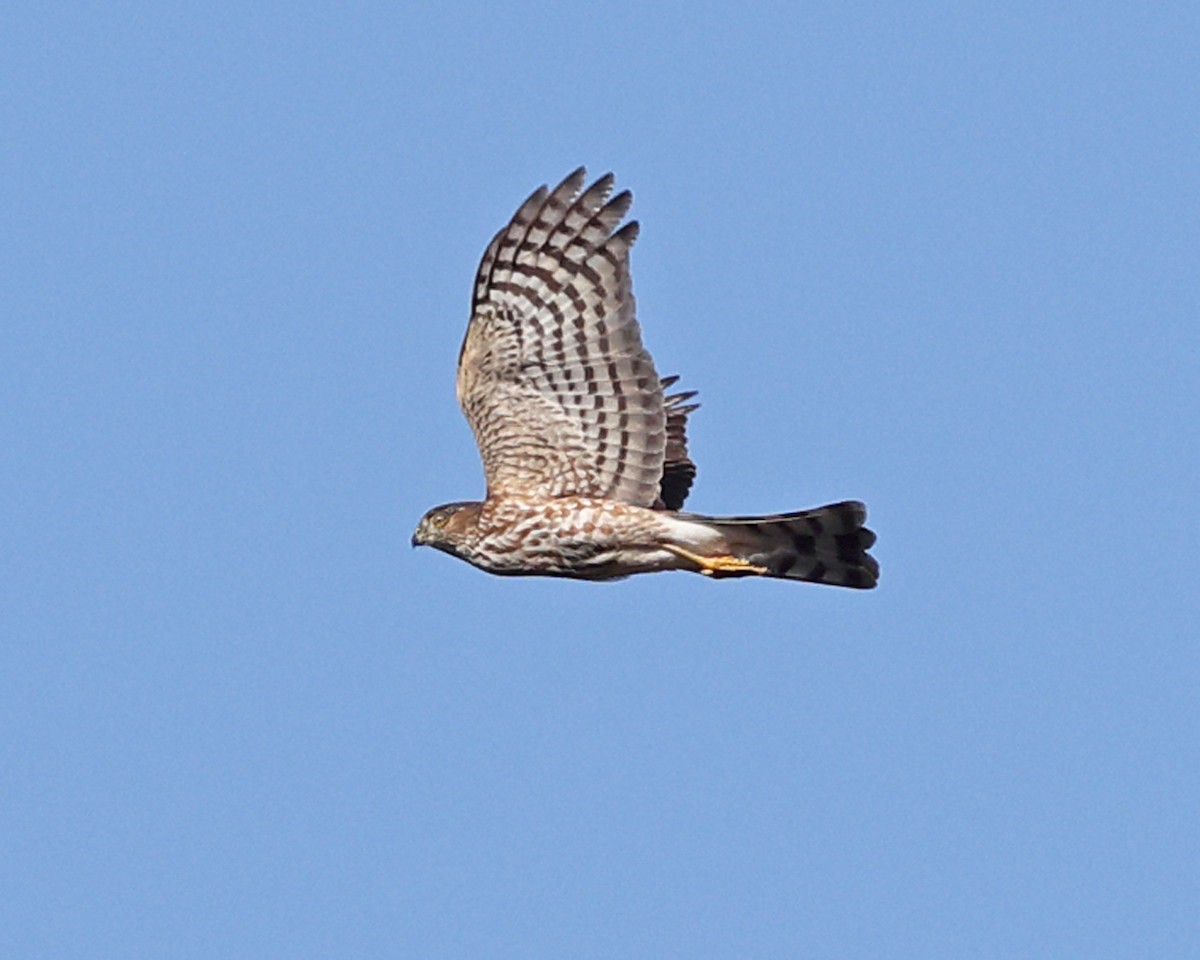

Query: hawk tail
679;500;879;589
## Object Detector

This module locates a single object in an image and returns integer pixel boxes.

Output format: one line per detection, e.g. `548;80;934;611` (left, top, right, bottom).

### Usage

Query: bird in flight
413;169;878;587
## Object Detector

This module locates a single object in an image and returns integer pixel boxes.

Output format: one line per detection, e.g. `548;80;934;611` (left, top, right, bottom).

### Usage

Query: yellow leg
663;544;768;578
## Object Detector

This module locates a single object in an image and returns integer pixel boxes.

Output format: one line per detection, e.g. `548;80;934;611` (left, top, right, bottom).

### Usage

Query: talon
664;544;768;578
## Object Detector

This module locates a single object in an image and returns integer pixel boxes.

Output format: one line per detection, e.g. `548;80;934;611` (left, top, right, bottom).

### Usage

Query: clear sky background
4;3;1197;958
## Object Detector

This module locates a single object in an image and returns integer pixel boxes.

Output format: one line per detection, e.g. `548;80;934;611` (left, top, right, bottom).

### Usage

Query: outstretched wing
656;375;699;511
456;169;667;506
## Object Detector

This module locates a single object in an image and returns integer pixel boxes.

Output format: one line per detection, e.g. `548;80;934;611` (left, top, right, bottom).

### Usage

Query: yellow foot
663;544;768;578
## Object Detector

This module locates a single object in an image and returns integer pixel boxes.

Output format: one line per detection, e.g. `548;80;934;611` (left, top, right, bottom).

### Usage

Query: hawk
412;169;878;588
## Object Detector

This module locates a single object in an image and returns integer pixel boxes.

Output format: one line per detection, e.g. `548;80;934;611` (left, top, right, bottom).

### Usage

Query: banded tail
679;500;879;588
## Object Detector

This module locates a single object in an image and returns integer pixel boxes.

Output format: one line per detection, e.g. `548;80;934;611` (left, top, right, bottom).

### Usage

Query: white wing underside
456;169;667;507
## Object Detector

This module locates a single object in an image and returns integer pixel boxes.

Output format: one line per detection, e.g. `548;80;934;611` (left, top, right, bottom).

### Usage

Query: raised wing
656;375;699;510
456;169;667;506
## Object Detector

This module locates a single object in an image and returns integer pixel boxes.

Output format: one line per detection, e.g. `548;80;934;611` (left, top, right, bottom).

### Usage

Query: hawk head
412;501;482;554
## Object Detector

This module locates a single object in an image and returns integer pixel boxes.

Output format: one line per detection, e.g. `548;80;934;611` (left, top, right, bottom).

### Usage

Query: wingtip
614;220;640;246
556;166;588;195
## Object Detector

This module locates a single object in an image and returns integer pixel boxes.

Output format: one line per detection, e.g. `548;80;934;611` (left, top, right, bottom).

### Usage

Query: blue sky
4;2;1197;957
